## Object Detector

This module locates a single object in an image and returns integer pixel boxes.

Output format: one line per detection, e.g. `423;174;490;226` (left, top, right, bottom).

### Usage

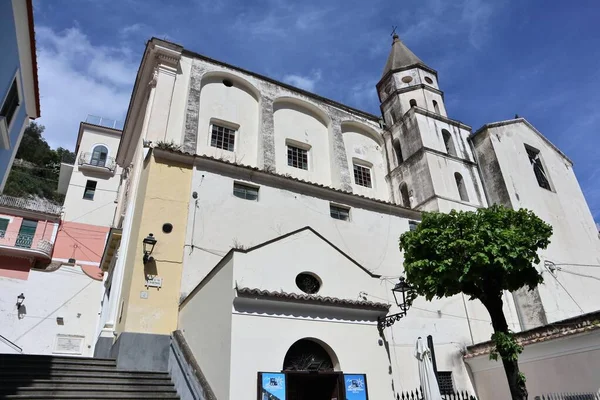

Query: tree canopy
3;122;75;204
399;205;553;304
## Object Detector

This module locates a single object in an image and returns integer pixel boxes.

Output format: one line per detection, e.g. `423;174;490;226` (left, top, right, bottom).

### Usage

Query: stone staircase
0;353;180;399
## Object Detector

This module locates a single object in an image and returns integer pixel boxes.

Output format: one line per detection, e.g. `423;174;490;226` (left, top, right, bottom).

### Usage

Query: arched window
433;100;440;114
283;339;334;372
393;138;403;165
409;99;417;108
455;172;469;202
400;182;410;208
91;145;108;167
442;129;456;156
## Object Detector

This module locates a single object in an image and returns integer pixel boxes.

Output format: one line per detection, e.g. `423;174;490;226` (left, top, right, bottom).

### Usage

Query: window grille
287;145;308;170
211;124;236;151
353;164;372;188
437;371;454;395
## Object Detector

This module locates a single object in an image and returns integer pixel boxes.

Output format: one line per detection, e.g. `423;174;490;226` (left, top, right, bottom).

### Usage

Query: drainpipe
427;335;439;380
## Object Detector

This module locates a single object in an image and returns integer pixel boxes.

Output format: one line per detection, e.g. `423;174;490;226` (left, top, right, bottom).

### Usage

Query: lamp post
377;277;413;331
16;293;25;308
142;233;157;264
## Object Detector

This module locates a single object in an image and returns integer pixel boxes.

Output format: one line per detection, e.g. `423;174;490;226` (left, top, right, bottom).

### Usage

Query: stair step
2;377;174;385
0;370;171;379
1;394;180;399
0;362;120;371
0;354;116;366
1;385;177;393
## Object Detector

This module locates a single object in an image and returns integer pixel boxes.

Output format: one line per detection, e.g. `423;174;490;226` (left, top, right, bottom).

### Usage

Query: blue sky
32;0;599;223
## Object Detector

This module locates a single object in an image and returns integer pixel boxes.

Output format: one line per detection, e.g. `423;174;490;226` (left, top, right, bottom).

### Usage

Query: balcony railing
85;115;124;130
0;195;62;216
0;232;54;257
79;152;117;172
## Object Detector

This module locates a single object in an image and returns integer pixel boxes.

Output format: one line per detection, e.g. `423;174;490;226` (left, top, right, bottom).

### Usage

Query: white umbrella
414;337;443;400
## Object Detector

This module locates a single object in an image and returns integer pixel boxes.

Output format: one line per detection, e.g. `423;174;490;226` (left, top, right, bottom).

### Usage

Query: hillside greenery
3;122;75;204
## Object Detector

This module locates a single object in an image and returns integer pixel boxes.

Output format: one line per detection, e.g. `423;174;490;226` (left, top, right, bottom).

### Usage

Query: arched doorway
283;339;343;400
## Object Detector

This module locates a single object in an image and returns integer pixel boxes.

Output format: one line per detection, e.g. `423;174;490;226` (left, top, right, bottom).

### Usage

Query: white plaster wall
484;123;600;322
229;311;392;400
167;55;192;144
342;127;387;200
426;153;486;207
63;128;122;226
273;101;331;185
0;266;102;356
415;114;473;161
467;330;600;399
179;256;234;400
196;75;260;167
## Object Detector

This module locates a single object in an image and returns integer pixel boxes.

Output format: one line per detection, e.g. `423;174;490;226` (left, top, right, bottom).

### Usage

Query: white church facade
91;36;600;399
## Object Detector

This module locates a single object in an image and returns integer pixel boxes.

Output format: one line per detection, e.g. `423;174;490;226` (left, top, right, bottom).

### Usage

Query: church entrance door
286;372;343;400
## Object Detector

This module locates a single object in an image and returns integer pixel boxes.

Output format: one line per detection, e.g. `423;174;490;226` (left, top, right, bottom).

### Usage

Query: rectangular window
0;218;8;238
16;219;37;249
83;180;97;200
0;78;19;127
210;124;236;151
437;371;454;395
353;164;372;188
287;145;308;170
525;145;551;190
233;182;258;201
408;220;418;231
330;204;350;221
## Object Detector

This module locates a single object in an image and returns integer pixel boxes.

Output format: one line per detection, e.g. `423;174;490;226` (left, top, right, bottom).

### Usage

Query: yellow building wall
117;151;192;335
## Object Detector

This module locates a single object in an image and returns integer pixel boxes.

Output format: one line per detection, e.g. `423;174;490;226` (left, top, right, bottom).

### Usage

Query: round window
222;79;233;87
296;273;321;294
424;77;434;84
401;76;413;84
162;223;173;234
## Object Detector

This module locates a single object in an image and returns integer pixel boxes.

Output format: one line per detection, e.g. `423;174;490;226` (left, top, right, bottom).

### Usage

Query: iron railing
85;115;124;130
78;152;117;171
398;388;477;400
0;195;62;215
0;334;22;353
0;232;54;256
535;393;600;400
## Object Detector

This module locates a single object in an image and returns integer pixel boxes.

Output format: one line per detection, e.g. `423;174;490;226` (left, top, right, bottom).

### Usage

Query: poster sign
260;373;286;400
344;374;368;400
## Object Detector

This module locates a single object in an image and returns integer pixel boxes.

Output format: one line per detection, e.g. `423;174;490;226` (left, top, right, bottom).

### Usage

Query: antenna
391;26;398;37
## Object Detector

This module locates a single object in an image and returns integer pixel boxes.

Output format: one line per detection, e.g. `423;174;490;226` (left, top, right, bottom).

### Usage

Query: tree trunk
482;296;528;400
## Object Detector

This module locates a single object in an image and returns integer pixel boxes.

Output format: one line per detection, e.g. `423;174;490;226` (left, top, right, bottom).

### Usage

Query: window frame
83;180;97;200
90;145;109;167
330;204;350;221
352;162;373;188
525;144;552;191
0;72;22;133
209;120;238;152
286;141;310;171
0;217;9;238
232;182;259;201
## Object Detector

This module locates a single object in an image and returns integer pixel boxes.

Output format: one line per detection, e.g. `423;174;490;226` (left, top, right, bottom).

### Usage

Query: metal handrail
0;333;22;353
78;152;117;172
0;232;54;256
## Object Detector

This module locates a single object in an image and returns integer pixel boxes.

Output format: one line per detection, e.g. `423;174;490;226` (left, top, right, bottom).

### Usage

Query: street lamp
378;277;414;331
142;233;157;264
16;293;25;308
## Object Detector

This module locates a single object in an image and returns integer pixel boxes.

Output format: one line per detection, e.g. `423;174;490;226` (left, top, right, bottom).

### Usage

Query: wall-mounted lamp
16;293;25;308
378;277;414;331
143;233;157;264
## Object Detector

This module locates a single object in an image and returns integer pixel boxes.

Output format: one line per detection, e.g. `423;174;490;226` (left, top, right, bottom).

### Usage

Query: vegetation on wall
3;122;76;204
399;205;553;400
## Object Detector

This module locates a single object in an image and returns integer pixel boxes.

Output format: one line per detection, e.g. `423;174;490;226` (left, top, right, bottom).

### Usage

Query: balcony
78;152;117;173
0;195;62;216
0;231;54;260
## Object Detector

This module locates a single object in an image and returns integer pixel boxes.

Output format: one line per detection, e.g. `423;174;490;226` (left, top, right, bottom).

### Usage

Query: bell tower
378;34;487;212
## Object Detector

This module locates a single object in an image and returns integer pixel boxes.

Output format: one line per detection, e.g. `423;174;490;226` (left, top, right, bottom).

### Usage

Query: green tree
399;205;552;400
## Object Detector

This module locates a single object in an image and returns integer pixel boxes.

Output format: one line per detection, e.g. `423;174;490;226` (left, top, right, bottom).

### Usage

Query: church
90;34;600;399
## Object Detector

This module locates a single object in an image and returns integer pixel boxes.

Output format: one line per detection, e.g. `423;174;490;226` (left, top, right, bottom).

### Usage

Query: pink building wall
0;256;31;279
52;221;109;265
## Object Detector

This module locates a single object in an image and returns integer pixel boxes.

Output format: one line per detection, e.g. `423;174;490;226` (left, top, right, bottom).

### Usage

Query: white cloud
119;23;144;37
35;26;138;149
283;70;322;92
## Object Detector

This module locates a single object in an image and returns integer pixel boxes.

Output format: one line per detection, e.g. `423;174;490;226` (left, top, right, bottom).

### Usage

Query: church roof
382;34;428;78
236;286;390;311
